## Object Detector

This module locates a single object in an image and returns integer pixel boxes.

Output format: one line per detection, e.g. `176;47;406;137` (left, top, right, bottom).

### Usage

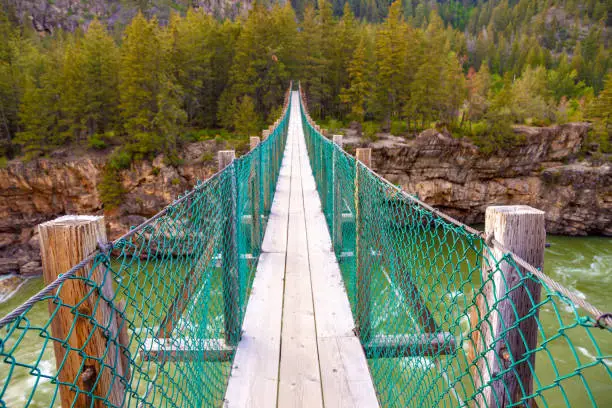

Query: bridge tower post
38;215;128;407
262;130;271;213
355;148;372;343
332;135;343;254
218;150;240;346
250;137;262;255
474;205;545;407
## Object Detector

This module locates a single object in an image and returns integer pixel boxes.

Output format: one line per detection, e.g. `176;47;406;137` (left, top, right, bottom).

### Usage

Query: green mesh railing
299;88;611;407
0;91;290;407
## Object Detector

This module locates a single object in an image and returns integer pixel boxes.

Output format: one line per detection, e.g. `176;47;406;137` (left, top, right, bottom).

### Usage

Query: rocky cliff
354;122;611;236
3;0;250;33
0;141;218;276
0;122;610;277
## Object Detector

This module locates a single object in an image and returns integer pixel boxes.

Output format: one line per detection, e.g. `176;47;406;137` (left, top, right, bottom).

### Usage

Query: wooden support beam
473;205;545;407
250;137;261;255
39;215;127;407
141;338;234;362
218;150;240;346
364;333;456;358
354;148;372;342
332;135;343;253
157;238;216;338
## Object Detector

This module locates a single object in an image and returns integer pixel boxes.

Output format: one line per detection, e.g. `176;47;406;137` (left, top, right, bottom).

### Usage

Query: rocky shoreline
0;122;610;279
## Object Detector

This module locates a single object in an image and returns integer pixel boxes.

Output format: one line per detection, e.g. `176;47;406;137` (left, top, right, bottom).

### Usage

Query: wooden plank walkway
224;92;379;407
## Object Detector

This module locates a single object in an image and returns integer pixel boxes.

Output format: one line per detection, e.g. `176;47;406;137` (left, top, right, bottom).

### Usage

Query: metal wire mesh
299;89;612;408
0;100;290;407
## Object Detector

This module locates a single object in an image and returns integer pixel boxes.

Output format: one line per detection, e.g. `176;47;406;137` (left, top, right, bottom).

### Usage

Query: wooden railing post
332;135;343;254
474;205;545;407
355;148;372;343
250;137;261;255
218;150;240;346
261;130;271;213
39;215;127;407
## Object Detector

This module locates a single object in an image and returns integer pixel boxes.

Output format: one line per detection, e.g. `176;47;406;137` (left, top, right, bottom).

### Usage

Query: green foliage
99;165;126;209
0;1;609;160
587;73;612;154
362;121;379;141
390;120;408;136
88;134;107;150
233;95;260;136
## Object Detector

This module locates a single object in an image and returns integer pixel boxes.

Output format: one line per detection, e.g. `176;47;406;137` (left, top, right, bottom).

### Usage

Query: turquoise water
0;235;610;406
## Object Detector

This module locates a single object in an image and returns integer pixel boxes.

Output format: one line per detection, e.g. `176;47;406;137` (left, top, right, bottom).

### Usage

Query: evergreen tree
62;20;119;142
234;95;260;136
15;40;66;158
588;73;612;152
341;32;374;121
373;0;409;127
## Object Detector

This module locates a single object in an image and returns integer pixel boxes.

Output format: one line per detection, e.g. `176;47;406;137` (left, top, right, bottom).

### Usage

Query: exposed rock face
3;0;249;33
356;123;611;236
0;123;609;278
0;141;218;275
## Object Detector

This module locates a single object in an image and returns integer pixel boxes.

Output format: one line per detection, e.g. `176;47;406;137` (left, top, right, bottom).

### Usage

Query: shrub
362;122;379;141
108;149;133;170
88;134;107;150
390;120;408;136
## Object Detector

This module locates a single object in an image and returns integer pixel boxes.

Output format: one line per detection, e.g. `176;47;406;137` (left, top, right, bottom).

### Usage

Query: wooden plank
223;252;286;408
318;337;381;408
278;102;323;407
297;99;379;408
260;127;293;253
224;100;294;408
364;333;456;358
141;338;234;362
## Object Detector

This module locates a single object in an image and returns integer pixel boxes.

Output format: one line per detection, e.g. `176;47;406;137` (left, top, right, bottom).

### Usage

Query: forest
0;0;610;176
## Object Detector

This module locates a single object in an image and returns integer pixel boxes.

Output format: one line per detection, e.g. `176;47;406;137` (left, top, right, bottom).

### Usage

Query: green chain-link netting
0;98;290;407
299;90;611;408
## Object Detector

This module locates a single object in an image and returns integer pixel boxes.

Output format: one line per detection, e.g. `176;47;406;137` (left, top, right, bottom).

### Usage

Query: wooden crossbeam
157;237;216;338
364;333;456;358
141;338;234;362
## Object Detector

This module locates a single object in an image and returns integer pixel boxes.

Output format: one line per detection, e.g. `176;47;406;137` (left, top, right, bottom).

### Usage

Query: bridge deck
224;92;379;407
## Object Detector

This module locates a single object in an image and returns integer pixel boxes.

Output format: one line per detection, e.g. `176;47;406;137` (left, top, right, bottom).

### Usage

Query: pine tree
120;12;185;157
234;95;260;136
341;32;374;121
297;4;329;119
219;3;292;129
0;11;22;154
62;20;119;142
588;73;612;152
15;40;66;158
119;13;160;142
374;0;409;127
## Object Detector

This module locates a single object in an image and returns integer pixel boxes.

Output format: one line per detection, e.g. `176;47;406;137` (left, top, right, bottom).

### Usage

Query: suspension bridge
0;83;610;408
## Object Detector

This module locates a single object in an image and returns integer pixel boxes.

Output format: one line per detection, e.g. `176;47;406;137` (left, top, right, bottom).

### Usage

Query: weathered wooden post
218;150;240;346
250;137;261;255
474;205;545;407
355;148;372;343
332;135;343;254
261;130;271;213
39;215;128;407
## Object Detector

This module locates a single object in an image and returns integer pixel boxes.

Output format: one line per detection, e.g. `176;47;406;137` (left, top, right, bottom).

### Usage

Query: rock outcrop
353;123;611;236
0;141;218;276
0;122;609;278
4;0;249;33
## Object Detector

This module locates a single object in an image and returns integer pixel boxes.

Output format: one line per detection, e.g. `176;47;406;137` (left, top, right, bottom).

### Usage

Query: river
0;234;610;406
